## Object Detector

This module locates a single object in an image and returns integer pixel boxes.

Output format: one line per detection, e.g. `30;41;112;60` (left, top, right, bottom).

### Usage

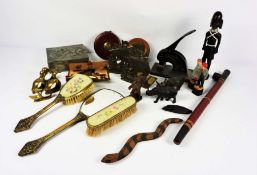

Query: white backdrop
0;0;257;175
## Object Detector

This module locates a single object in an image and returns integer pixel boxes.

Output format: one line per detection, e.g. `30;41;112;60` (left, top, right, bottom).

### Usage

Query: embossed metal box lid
47;44;89;72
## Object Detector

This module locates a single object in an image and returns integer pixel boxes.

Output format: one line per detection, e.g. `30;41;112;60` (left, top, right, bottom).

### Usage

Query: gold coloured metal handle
14;96;62;133
18;112;87;156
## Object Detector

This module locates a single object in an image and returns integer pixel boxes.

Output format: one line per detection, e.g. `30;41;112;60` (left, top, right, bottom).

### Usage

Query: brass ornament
30;67;61;102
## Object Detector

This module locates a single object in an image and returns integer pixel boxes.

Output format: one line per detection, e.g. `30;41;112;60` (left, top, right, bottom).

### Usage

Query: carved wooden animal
101;118;183;163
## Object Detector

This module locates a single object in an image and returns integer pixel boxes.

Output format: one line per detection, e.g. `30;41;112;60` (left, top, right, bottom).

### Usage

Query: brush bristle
86;105;137;137
63;83;95;105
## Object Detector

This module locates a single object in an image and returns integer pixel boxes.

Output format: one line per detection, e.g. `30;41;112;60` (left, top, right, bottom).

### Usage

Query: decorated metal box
46;44;89;72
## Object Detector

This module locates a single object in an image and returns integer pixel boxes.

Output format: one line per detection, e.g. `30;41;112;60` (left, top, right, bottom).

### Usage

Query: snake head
101;154;119;163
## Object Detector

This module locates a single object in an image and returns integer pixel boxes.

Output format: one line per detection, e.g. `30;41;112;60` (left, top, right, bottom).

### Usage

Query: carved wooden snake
101;118;183;163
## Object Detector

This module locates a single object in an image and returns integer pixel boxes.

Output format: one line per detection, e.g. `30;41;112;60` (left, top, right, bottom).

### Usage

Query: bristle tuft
87;105;137;137
63;83;95;105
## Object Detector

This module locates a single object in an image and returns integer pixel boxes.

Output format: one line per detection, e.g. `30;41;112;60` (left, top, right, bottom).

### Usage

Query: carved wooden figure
202;11;223;70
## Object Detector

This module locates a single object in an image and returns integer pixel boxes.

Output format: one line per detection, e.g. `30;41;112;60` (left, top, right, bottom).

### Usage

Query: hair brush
18;89;137;156
86;96;136;136
14;74;95;133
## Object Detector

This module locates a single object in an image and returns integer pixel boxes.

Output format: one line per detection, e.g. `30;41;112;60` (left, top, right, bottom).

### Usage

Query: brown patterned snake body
101;118;183;163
